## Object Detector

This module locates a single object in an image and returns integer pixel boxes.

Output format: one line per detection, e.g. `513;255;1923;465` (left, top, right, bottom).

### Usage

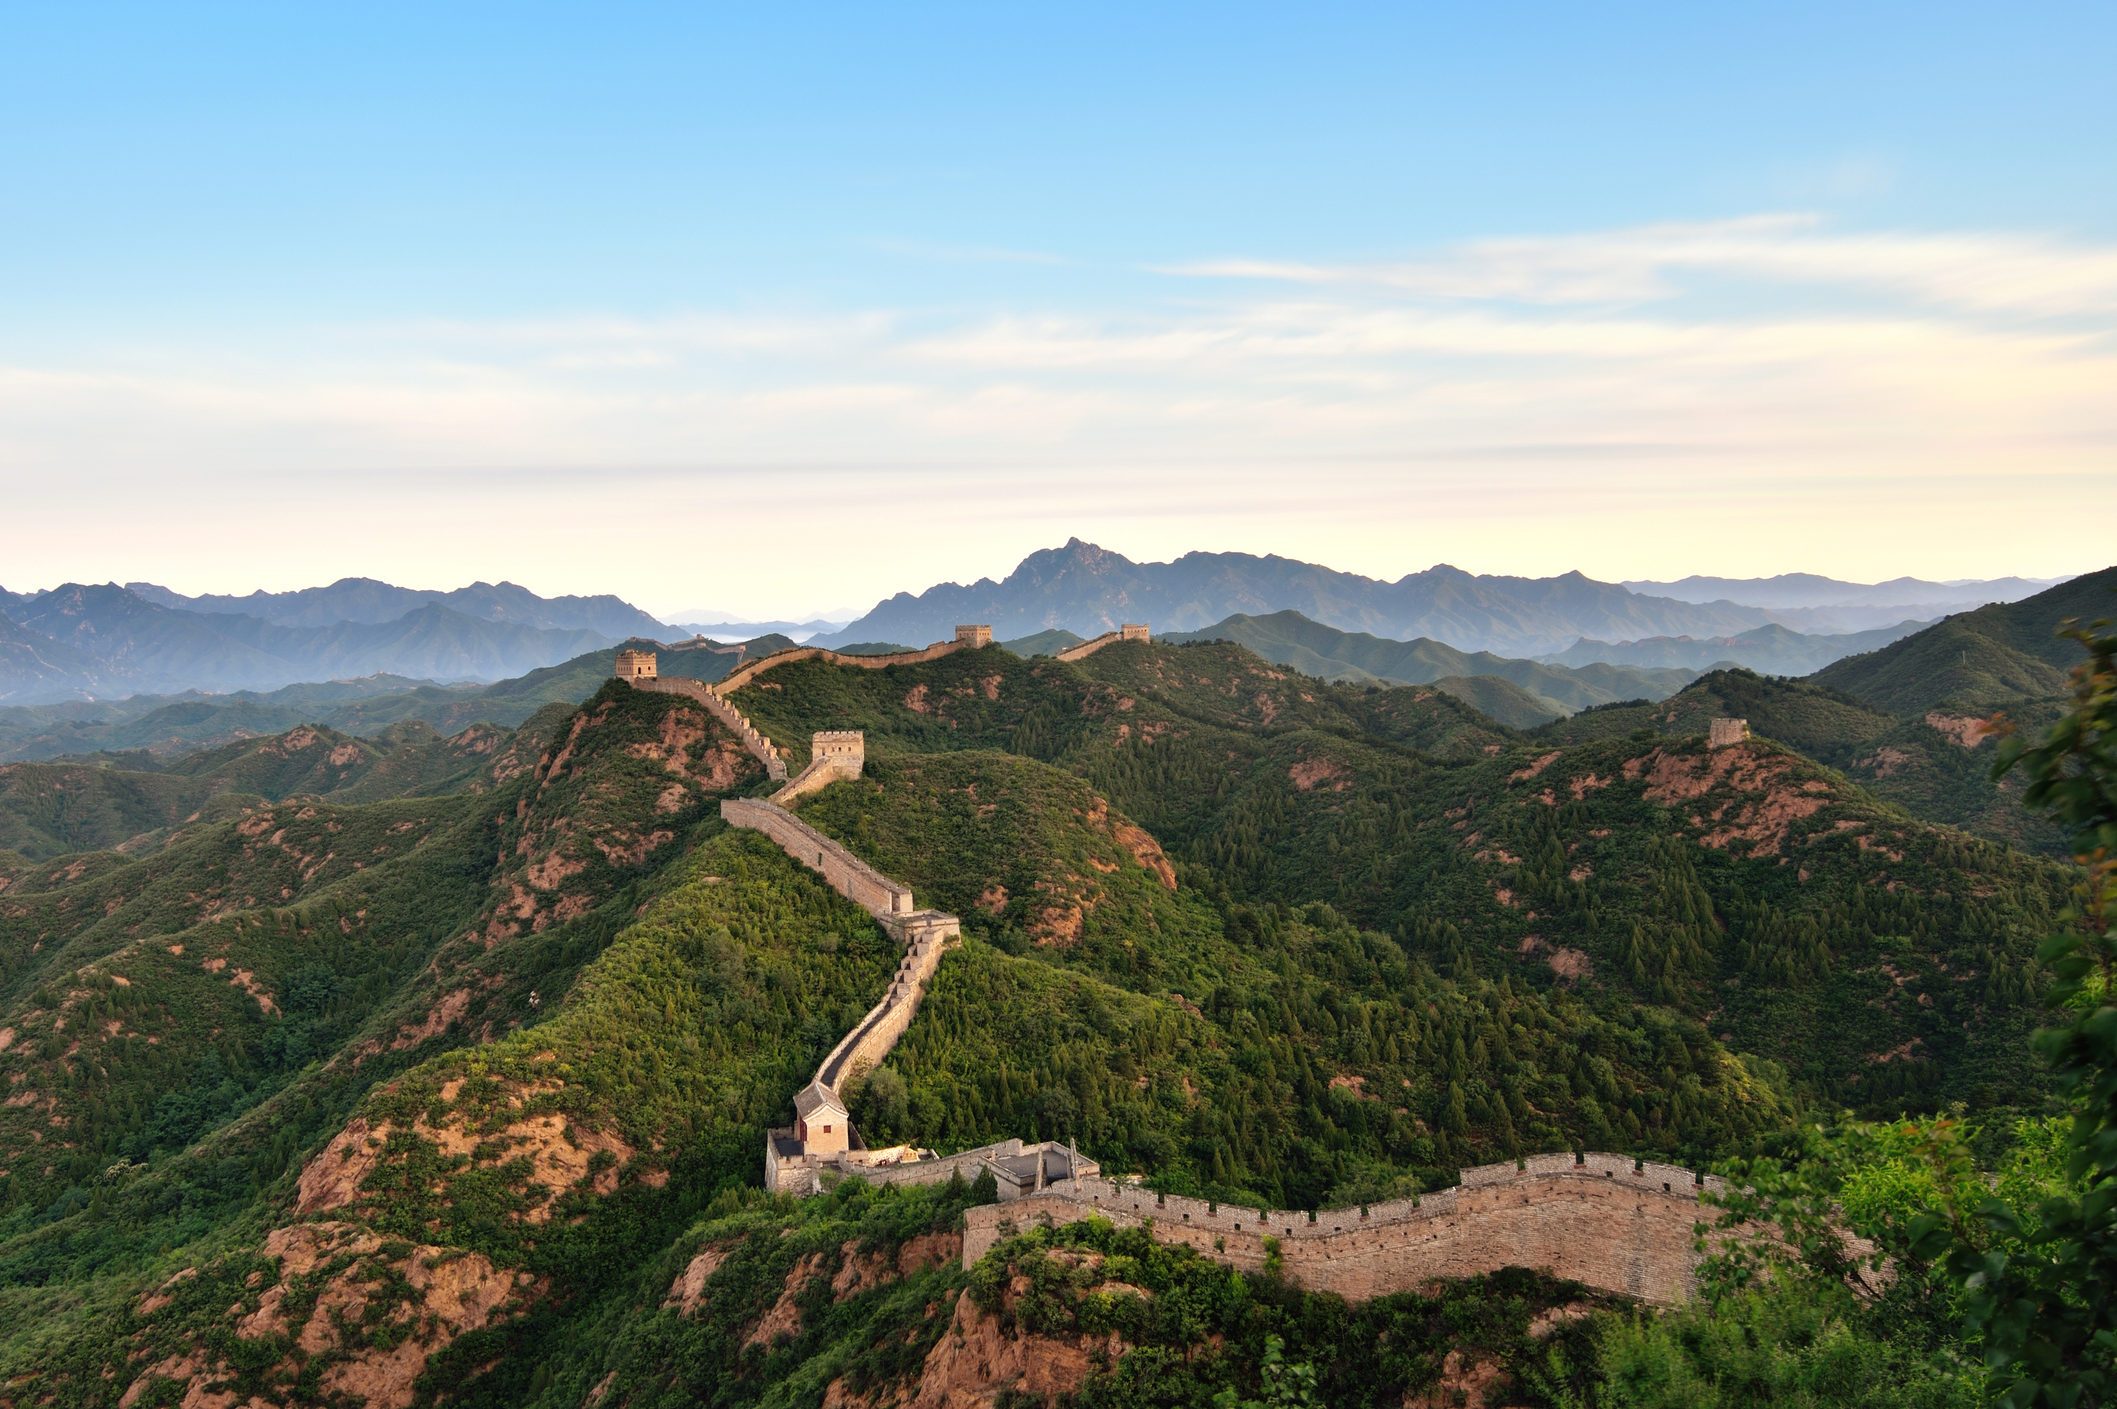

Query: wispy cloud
1163;214;2117;318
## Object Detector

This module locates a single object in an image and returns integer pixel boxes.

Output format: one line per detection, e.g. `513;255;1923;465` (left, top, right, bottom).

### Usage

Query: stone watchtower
614;648;658;680
811;730;865;778
1118;623;1151;643
955;624;993;647
1708;718;1750;749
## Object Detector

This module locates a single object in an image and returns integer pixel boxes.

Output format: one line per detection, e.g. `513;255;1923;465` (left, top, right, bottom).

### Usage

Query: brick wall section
771;756;851;805
1055;624;1149;663
628;676;788;781
963;1155;1724;1306
721;798;915;917
1708;718;1751;749
716;637;981;694
816;913;956;1088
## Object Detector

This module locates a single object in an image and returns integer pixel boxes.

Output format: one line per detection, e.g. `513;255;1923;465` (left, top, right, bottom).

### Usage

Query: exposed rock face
294;1082;633;1222
122;1222;538;1409
1925;711;2001;748
666;1244;730;1315
1630;743;1829;857
899;1278;1125;1408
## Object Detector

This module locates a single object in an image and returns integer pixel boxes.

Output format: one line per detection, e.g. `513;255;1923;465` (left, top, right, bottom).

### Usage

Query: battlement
620;673;787;781
955;624;994;647
1056;623;1153;663
1708;717;1751;749
613;648;658;680
963;1152;1728;1305
811;730;865;766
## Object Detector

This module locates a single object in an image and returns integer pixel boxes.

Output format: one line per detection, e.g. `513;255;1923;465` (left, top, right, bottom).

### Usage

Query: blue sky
3;3;2112;617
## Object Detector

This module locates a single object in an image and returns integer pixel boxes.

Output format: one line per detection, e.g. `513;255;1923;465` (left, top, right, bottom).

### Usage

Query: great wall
617;633;1735;1305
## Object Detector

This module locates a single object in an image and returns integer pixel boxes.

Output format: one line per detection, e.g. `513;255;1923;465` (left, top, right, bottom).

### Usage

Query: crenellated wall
627;674;788;781
716;631;992;694
816;917;954;1089
720;798;914;918
1055;623;1151;662
770;731;866;806
963;1154;1726;1305
631;644;1733;1307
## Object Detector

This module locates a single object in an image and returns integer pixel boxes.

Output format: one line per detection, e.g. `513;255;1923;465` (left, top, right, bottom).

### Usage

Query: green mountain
0;634;2079;1404
1810;565;2116;714
1163;609;1696;722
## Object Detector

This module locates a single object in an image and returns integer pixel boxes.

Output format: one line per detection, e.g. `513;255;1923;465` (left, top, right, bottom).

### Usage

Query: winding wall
964;1154;1726;1305
716;637;979;694
628;675;788;781
1055;623;1151;663
720;798;914;918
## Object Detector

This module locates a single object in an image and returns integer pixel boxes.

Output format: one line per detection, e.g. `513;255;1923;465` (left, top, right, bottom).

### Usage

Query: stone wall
1055;624;1150;663
772;731;866;805
720;798;914;917
963;1154;1723;1305
716;631;992;694
628;675;788;781
815;916;952;1088
837;1139;1025;1191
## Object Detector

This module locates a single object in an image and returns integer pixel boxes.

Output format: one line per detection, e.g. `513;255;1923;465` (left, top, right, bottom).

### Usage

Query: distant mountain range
1160;611;1698;727
818;539;2062;659
0;583;623;704
1811;567;2117;715
1542;619;1929;677
1621;573;2063;632
1;551;2077;709
127;577;668;638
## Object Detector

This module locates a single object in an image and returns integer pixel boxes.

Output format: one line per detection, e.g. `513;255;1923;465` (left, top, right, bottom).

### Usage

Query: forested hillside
0;624;2096;1405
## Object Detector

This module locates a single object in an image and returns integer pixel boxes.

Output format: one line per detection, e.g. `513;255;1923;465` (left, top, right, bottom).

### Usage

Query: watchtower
812;729;865;777
1708;718;1750;749
614;648;658;680
1118;623;1151;643
955;624;993;647
793;1080;850;1157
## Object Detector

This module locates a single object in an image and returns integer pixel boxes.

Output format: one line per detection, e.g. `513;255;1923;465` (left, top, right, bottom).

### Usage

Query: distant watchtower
1118;623;1151;643
614;648;658;680
1708;718;1750;749
955;624;993;648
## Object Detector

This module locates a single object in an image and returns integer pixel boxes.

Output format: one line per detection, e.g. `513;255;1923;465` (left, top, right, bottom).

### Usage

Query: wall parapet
962;1152;1725;1305
716;626;995;695
721;798;914;918
1055;623;1150;663
627;674;788;781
